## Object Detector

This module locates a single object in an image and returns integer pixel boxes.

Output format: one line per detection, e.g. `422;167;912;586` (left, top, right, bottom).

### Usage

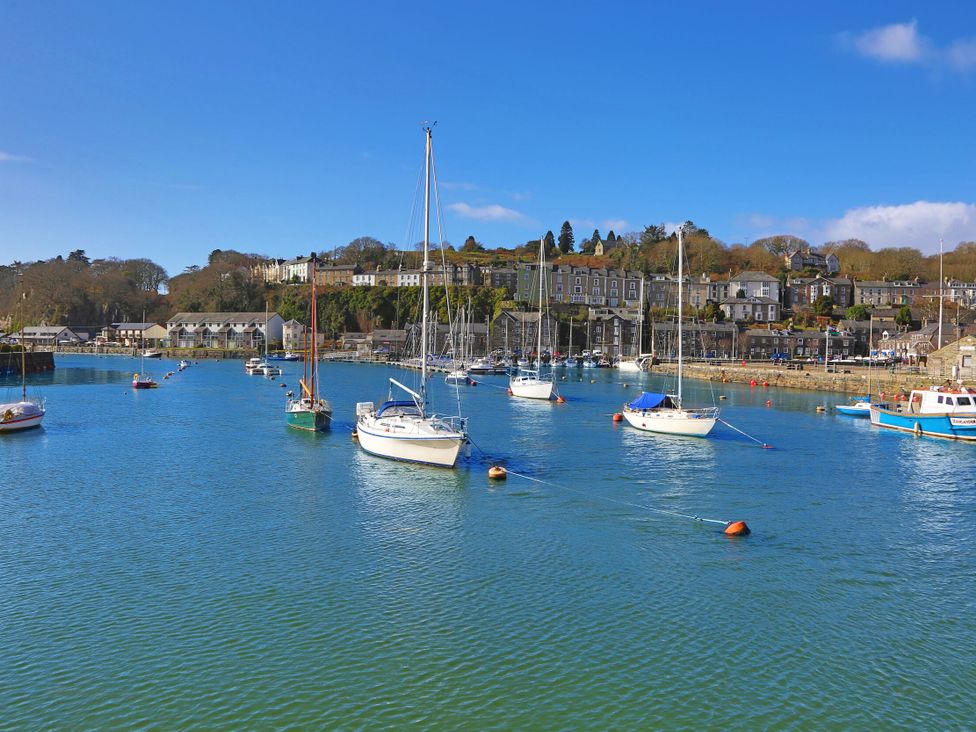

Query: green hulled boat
285;254;332;432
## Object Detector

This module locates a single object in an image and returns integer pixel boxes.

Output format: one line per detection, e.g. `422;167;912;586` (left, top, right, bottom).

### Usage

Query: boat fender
507;388;513;395
914;422;921;436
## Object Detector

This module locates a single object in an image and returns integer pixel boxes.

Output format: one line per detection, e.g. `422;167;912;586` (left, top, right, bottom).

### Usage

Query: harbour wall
0;350;55;377
648;362;939;396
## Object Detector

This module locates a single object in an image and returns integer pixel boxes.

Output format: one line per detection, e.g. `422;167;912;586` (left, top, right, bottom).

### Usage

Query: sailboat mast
19;278;26;401
420;126;432;406
310;254;317;400
677;228;683;403
938;236;944;350
537;240;544;363
637;276;644;356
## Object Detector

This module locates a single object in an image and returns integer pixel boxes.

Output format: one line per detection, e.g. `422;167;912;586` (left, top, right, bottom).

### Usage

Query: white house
729;271;781;302
281;257;314;283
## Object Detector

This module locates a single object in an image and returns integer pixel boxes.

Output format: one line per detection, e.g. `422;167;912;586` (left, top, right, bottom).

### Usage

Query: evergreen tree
558;221;575;254
607;231;616;243
581;229;601;255
543;230;556;257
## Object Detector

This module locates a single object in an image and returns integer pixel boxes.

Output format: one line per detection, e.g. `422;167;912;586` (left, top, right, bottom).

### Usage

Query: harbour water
3;355;975;728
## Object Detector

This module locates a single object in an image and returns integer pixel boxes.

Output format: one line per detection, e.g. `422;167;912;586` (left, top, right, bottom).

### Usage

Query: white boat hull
0;401;45;432
621;407;717;437
510;377;554;400
357;421;464;467
616;360;644;372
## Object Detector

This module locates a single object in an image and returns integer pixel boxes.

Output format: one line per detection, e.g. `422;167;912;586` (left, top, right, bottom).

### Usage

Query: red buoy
750;379;757;387
724;520;750;536
762;381;769;387
507;388;513;395
556;395;566;404
612;413;623;422
765;399;772;407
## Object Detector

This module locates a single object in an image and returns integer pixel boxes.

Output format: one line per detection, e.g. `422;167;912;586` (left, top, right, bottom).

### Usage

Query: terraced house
165;312;284;349
516;262;642;307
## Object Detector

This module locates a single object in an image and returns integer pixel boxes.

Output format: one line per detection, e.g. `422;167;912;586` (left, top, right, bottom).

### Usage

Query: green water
2;356;974;728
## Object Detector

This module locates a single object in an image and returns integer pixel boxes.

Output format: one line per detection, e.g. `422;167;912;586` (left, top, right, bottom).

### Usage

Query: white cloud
841;20;976;73
448;202;529;223
947;38;976;71
602;219;629;233
849;20;924;62
821;201;976;253
0;151;32;163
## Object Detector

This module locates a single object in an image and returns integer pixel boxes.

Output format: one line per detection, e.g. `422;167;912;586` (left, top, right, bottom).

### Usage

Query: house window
575;277;581;285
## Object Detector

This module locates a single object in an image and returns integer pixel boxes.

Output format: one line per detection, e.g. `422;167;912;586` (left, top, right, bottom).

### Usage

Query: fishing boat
142;349;162;359
621;227;719;436
870;386;976;440
0;319;46;433
286;255;332;431
355;125;468;467
510;238;555;400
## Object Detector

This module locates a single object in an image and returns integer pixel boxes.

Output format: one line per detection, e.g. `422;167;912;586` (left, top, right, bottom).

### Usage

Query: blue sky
1;1;975;277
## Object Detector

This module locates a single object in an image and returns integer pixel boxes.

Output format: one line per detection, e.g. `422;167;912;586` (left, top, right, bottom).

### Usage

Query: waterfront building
482;266;517;291
687;274;730;310
489;310;558;356
106;323;168;347
649;321;737;360
926;335;976;381
16;326;85;347
516;262;643;308
165;312;284;349
741;328;854;360
877;324;942;364
588;307;642;358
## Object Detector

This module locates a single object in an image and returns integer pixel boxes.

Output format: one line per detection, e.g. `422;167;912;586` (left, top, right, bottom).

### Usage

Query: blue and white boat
870;386;976;441
836;396;873;417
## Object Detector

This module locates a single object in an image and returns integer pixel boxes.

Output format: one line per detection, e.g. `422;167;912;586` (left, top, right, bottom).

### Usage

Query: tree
846;304;870;321
558;221;575;254
813;295;835;317
895;305;913;327
639;224;667;247
67;249;90;266
461;235;485;253
606;230;616;243
581;229;601;255
735;288;746;299
753;235;809;256
543;230;556;257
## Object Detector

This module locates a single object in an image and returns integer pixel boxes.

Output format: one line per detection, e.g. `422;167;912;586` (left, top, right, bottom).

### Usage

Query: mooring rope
717;418;771;448
466;437;731;526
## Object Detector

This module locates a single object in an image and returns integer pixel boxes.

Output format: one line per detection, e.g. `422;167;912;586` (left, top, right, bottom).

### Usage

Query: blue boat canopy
627;392;666;410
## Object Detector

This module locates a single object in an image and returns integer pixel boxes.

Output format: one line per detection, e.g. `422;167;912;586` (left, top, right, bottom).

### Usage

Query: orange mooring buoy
762;380;769;387
612;412;623;422
724;520;750;536
488;466;507;480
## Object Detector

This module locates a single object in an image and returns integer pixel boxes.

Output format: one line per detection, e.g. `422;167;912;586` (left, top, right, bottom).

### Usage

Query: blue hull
871;408;976;441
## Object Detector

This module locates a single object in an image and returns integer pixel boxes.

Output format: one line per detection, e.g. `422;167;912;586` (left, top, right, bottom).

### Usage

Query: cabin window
957;397;972;405
937;396;944;403
945;397;954;405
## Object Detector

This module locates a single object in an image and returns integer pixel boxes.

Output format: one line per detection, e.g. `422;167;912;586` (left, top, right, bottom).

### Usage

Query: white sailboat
622;227;718;436
355;125;468;468
251;305;282;377
510;238;555;400
1;312;46;433
618;276;649;372
132;313;158;389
